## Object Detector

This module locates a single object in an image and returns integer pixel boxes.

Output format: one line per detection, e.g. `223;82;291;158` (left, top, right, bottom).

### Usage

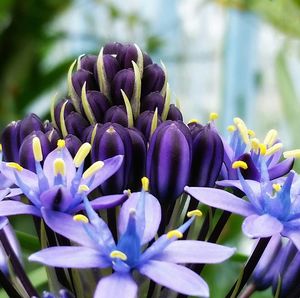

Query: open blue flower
186;158;300;250
29;178;235;298
0;138;126;217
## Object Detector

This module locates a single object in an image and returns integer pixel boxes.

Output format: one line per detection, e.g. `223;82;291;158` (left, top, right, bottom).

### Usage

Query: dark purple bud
79;55;97;73
167;104;183;121
19;131;52;172
146;121;192;203
111;69;135;105
71;69;98;97
19;113;44;142
1;120;21;162
142;64;165;97
104;106;128;127
64;134;82;157
127;128;147;191
81;91;110;123
54;99;75;131
188;121;204;138
103;42;124;55
45;126;61;149
82;124;100;143
116;44;138;69
189;124;224;187
91;123;132;194
136;111;162;140
238;153;260;181
143;52;153;67
141;91;164;114
93;54;120;84
65;112;89;141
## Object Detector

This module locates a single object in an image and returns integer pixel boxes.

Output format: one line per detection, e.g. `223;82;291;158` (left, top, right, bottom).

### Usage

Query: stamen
110;250;127;261
57;139;66;149
259;143;267;155
263;129;278;147
272;183;282;192
187;210;202;218
188;119;200;124
233;117;249;144
283;149;300;159
265;143;283;156
209;112;218;121
0;144;2;152
73;143;92;167
83;161;104;179
248;129;255;137
78;184;90;193
73;214;89;223
54;158;65;176
141;177;149;192
167;230;183;239
251;138;260;152
32;137;43;162
227;125;236;132
7;163;23;172
232;161;248;170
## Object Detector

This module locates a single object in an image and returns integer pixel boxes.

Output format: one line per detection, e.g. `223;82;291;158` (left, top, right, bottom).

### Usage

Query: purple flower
185;158;300;250
29;178;235;298
0;138;126;217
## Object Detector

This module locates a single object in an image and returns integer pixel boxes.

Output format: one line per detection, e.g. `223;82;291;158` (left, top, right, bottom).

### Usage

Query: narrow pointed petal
29;246;109;268
94;273;137;298
216;179;261;196
139;260;209;297
0;201;40;217
282;229;300;251
41;208;97;248
118;192;161;245
155;240;235;264
268;158;294;180
185;186;256;216
242;214;283;238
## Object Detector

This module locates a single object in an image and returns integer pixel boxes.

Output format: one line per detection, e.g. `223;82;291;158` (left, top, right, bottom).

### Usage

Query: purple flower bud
45;126;61;148
167;104;183;121
141;91;164;114
54;99;75;131
81;91;110;123
142;64;165;97
91;123;132;194
116;44;138;69
103;42;124;55
146;121;192;203
1;120;21;162
19;113;44;142
104;105;128;127
188;121;204;138
71;69;98;98
64;134;82;157
79;55;97;73
111;69;135;105
143;52;153;67
136;111;162;140
65;112;89;141
189;124;224;187
127;128;147;191
93;54;120;84
19;131;52;171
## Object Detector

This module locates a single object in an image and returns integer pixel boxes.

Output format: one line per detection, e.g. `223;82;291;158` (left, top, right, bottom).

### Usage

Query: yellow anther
141;177;149;192
263;129;278;147
167;230;183;239
265;143;283;156
54;158;65;176
57;139;66;149
78;184;90;193
83;161;104;179
73;143;92;167
283;149;300;159
272;183;282;192
73;214;89;223
187;210;203;218
32;137;43;162
227;125;236;132
232;161;248;170
188;119;200;124
233;117;249;145
259;143;267;155
110;250;127;261
0;144;2;152
248;129;255;137
209;112;219;121
124;189;131;196
7;162;23;172
251;138;260;151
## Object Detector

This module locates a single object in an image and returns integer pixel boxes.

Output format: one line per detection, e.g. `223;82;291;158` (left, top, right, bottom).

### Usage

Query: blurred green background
1;0;300;297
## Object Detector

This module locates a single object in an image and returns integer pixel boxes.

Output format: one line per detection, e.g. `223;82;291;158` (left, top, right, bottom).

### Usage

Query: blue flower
29;178;235;298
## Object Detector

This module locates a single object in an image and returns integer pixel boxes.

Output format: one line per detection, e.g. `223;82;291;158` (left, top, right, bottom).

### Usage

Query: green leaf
15;230;40;252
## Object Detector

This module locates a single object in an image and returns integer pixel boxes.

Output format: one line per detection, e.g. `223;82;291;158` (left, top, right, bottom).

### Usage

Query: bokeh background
1;0;300;297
